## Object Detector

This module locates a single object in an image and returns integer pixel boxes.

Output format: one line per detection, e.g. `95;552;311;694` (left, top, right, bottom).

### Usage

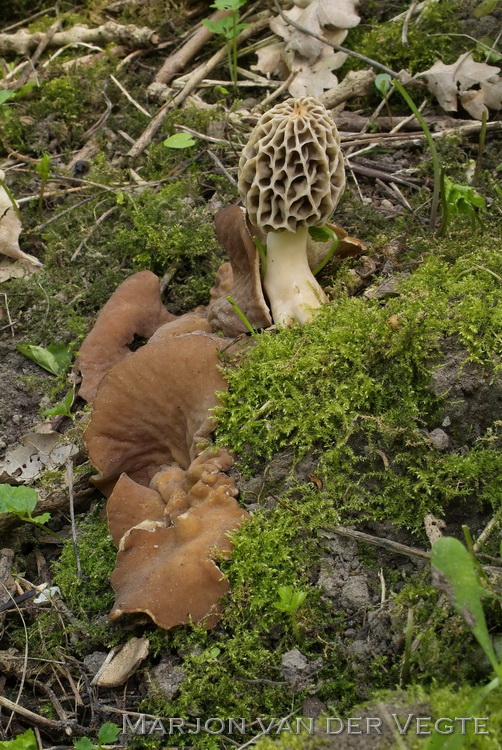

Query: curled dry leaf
253;0;361;98
92;638;150;688
0;171;41;272
416;52;502;120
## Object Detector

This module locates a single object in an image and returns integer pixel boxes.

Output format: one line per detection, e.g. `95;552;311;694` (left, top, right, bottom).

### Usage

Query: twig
150;8;233;88
13;19;62;89
0;293;15;336
322;526;430;562
127;13;271;159
109;74;152;118
474;512;501;553
401;1;418;45
70;205;117;261
30;191;109;232
0;695;88;735
259;71;297;108
272;0;399;77
349;161;421;189
0;581;29;735
206;149;238;187
65;460;82;579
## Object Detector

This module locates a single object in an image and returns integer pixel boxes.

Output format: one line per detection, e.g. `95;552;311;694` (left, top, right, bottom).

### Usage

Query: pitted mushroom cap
238;97;345;233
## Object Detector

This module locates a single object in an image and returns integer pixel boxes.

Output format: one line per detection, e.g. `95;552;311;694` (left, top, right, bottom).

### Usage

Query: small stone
302;696;326;720
428;428;449;451
340;576;370;611
280;649;321;692
11;414;22;425
148;656;185;700
380;199;394;210
83;651;107;676
442;416;451;427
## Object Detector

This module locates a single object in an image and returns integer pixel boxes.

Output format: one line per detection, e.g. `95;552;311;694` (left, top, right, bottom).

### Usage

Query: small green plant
42;385;76;419
374;73;394;123
273;585;307;642
202;0;249;89
35;153;51;219
308;225;340;275
74;723;120;750
0;729;37;750
0;485;51;527
227;295;258;337
17;341;72;375
438;175;486;236
426;536;502;748
163;132;197;149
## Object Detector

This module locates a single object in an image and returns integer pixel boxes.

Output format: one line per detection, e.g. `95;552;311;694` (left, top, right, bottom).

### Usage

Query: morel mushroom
238;97;345;326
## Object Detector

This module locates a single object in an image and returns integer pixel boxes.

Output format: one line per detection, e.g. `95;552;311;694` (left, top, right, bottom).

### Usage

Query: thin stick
110;74;152;118
70;205;117;261
206;149;237;187
0;292;15;336
0;581;30;734
272;0;399;77
473;109;487;186
473;512;501;553
66;460;82;580
401;1;418;45
259;70;297;108
322;526;430;562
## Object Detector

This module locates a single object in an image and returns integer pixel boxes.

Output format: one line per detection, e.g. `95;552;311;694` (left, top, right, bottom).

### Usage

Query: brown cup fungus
79;272;248;630
238;96;345;326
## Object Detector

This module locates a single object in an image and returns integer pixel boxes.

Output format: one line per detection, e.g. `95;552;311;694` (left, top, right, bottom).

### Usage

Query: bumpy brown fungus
208;205;272;336
77;270;175;403
238;96;345;326
84;331;230;494
108;449;248;629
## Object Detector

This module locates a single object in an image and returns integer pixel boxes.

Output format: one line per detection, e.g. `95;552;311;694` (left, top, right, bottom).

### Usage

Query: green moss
345;0;464;77
216;230;501;533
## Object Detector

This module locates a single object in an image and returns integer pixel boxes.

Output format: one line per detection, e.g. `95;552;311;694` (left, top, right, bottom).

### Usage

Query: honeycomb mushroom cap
238;97;345;233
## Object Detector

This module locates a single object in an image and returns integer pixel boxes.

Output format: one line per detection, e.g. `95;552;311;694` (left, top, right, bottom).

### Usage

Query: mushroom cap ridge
238;96;345;234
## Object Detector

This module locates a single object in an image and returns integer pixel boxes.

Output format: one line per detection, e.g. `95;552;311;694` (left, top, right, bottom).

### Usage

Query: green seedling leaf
115;190;125;205
202;16;234;38
0;90;16;106
33;512;51;525
74;739;94;750
375;73;392;97
473;0;499;18
273;585;307;614
42;386;75;418
214;85;230;96
477;37;502;63
211;0;246;10
17;341;72;375
0;729;38;750
308;226;335;243
97;722;120;745
431;537;500;675
163;132;197;149
36;153;51;181
16;81;37;98
0;485;38;519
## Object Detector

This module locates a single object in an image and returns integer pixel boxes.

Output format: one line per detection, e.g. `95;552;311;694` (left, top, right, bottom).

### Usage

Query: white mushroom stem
263;226;328;327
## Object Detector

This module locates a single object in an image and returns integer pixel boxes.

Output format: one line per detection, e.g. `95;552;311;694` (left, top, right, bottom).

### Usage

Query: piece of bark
0;21;158;56
148;9;232;98
320;69;375;110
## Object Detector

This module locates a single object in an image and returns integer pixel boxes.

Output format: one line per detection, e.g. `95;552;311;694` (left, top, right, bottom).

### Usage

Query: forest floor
0;0;501;749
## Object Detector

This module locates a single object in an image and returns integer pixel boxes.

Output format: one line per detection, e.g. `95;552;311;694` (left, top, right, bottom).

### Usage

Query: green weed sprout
202;0;249;89
36;153;51;219
74;723;120;750
308;225;340;275
0;729;37;750
438;175;486;237
227;295;258;337
426;536;502;748
0;485;51;528
17;341;72;375
374;73;394;123
163;133;197;149
273;585;308;642
42;385;76;420
393;77;442;232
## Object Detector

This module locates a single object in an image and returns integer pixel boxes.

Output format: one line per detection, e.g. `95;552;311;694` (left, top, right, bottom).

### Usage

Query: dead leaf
92;638;149;687
0;432;78;483
0;170;42;271
255;0;360;97
416;52;501;119
0;258;38;283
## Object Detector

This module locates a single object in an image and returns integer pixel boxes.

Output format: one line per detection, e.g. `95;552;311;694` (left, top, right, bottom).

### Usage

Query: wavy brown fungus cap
238;97;345;233
108;449;248;630
208;205;272;336
84;330;230;494
76;271;175;403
